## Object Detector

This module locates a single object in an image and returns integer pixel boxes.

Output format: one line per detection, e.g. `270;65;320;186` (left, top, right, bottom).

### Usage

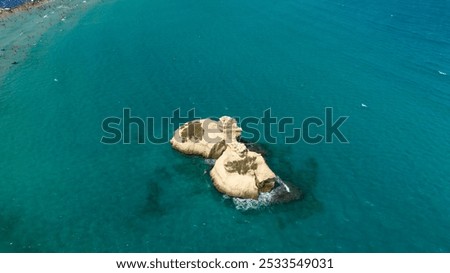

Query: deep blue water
0;0;449;252
0;0;28;9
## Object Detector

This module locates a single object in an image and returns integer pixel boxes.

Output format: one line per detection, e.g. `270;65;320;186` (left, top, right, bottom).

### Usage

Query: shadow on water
141;157;210;218
143;178;166;216
269;150;324;228
271;157;323;229
0;210;41;253
0;212;20;252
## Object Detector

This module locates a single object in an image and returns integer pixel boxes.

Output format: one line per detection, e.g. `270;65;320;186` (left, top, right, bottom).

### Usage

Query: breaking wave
231;176;302;211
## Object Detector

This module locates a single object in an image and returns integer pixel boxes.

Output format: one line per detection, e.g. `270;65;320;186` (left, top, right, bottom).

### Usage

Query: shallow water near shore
1;0;450;252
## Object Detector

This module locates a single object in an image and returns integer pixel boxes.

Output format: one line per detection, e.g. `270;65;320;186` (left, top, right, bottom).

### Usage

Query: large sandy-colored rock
210;142;276;199
170;119;224;159
170;116;241;159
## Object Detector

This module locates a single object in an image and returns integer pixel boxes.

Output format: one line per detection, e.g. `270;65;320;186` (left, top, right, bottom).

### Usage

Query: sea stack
210;142;276;199
170;116;276;199
170;118;228;159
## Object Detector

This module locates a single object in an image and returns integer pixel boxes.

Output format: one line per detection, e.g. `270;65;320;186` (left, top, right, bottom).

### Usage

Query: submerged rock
269;178;303;204
232;178;303;210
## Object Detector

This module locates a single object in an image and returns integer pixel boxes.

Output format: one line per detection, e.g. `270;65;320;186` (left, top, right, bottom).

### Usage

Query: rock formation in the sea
269;179;303;204
170;118;224;158
171;116;293;201
170;116;242;159
210;142;275;199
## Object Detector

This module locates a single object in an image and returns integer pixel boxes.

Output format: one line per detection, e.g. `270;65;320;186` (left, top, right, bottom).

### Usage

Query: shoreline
0;0;102;78
0;0;48;18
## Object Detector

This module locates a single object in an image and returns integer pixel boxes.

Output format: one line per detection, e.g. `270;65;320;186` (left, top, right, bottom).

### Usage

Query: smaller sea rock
210;142;276;199
170;118;227;159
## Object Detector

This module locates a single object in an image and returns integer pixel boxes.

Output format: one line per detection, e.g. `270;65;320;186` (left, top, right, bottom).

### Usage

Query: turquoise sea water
1;0;449;252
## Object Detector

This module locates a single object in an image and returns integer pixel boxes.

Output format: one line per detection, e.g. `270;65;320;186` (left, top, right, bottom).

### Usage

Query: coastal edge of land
0;0;48;18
